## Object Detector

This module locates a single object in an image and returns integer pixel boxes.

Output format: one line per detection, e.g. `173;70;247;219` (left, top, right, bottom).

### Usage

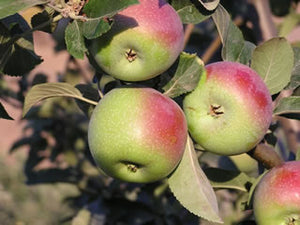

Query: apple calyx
209;104;224;117
125;49;137;62
286;215;299;225
124;162;139;173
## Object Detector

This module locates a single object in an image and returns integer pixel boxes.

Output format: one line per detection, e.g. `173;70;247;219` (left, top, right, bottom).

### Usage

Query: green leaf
0;0;47;19
279;12;300;37
168;136;222;223
65;20;87;59
251;37;294;95
212;4;246;62
0;102;13;120
296;149;300;161
286;47;300;90
163;52;204;98
197;0;220;11
273;96;300;118
82;18;112;39
71;209;91;225
204;168;255;192
171;0;209;24
247;171;268;208
23;82;98;117
238;41;256;66
83;0;139;18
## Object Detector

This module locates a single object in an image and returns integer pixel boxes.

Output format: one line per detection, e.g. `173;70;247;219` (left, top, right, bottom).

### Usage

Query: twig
247;143;284;169
201;17;243;64
251;0;277;41
183;24;195;48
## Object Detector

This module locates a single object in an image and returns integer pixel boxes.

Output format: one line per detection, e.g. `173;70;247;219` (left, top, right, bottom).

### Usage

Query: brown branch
247;143;284;169
251;0;277;41
183;24;195;48
201;17;244;64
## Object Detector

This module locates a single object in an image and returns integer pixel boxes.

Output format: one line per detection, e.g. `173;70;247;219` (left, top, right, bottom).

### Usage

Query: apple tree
0;0;299;224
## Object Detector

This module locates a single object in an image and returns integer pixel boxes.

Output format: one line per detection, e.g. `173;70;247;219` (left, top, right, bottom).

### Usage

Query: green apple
90;0;184;82
183;61;273;155
88;87;187;183
229;153;259;175
253;161;300;225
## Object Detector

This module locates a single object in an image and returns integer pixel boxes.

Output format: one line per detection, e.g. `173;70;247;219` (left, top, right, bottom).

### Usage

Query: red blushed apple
253;161;300;225
183;61;273;155
88;87;188;183
90;0;184;81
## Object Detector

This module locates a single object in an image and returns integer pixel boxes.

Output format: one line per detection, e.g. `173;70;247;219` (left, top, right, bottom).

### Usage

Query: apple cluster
88;0;273;184
88;0;187;183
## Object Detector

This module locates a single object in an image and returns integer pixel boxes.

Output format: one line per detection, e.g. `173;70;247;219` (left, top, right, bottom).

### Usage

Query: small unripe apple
229;154;259;175
88;87;187;183
183;61;273;155
253;161;300;225
90;0;184;81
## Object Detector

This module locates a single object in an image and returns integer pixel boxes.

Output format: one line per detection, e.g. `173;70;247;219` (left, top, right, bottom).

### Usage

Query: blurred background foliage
0;0;299;224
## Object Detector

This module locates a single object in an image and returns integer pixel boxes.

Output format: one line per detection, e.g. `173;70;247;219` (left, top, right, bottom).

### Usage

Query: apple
90;0;184;82
183;61;273;155
253;161;300;225
88;87;187;183
229;154;259;175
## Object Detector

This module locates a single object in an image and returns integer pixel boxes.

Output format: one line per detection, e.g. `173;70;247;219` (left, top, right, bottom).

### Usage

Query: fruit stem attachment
125;49;137;62
247;143;284;169
209;104;224;117
127;164;138;173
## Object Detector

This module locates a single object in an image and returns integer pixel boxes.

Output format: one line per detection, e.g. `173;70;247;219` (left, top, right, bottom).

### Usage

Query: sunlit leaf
23;82;98;117
168;136;222;223
72;209;91;225
296;149;300;161
279;12;300;37
251;37;294;95
197;0;220;11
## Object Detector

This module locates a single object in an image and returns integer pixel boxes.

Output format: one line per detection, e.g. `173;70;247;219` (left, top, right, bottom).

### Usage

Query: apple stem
247;143;284;169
